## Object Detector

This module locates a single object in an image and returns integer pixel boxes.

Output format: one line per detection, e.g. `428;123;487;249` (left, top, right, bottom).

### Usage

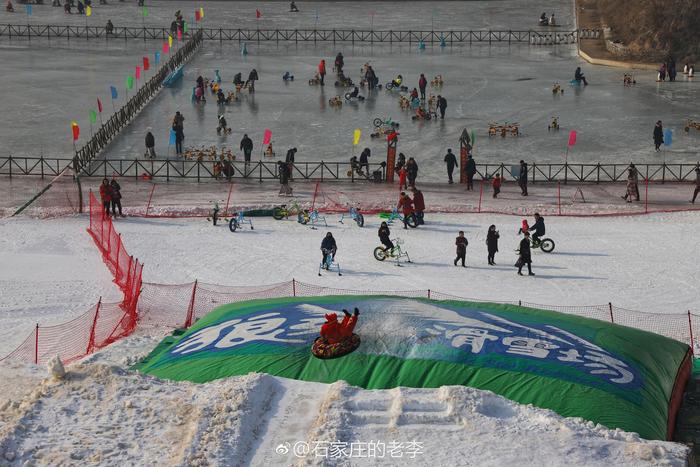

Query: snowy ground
0;216;121;354
115;211;700;314
0;354;689;466
0;210;698;465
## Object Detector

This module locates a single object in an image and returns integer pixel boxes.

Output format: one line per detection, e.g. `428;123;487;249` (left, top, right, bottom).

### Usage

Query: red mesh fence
0;192;143;365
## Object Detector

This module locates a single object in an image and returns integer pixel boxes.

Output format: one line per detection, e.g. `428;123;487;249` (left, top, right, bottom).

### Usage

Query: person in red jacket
99;178;112;217
492;173;502;198
320;308;359;344
412;187;425;225
318;59;327;85
397;191;415;229
398;166;408;190
518;219;529;235
418;73;428;100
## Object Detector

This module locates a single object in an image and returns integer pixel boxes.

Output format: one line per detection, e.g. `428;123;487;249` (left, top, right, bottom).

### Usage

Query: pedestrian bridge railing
2;158;698;184
0;24;593;44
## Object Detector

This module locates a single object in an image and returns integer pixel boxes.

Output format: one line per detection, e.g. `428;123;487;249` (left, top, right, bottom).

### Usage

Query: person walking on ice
692;167;700;204
444;149;457;184
516;231;535;276
454;231;468;267
486;225;499;265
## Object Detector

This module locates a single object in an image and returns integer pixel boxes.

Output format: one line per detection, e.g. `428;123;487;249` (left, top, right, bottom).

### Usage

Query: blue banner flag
110;86;118;100
25;4;32;15
663;129;673;147
169;128;176;145
154;51;161;65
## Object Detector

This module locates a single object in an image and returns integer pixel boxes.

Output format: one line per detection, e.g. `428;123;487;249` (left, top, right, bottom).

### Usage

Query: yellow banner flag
353;128;361;145
168;35;173;47
85;5;92;16
200;7;204;18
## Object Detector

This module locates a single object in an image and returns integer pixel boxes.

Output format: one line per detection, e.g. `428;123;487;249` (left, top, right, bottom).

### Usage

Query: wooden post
608;302;614;323
34;323;39;365
477;181;483;213
644;178;649;213
459;130;469;184
292;278;296;297
557;181;561;215
86;298;102;354
689;311;694;354
145;184;156;217
385;133;397;183
184;280;198;328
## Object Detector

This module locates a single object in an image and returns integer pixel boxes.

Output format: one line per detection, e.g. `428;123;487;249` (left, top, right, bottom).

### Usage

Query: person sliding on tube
574;67;588;85
320;309;359;344
539;12;548;26
290;1;299;12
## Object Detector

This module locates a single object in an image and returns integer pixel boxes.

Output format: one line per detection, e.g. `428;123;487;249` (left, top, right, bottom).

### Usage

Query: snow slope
0;216;121;354
115;211;700;314
0;347;688;466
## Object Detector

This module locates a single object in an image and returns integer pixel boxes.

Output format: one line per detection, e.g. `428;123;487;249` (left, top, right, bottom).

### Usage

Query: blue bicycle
318;248;342;276
229;212;254;232
338;206;364;227
299;209;327;229
383;208;417;228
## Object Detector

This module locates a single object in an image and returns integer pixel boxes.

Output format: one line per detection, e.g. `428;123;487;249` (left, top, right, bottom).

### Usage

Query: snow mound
0;360;689;466
46;355;65;380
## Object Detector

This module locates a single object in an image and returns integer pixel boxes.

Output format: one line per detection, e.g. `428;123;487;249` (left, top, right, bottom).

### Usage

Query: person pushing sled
312;308;361;359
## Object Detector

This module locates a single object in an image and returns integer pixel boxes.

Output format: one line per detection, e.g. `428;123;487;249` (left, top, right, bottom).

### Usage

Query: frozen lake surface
1;0;576;31
1;0;698;182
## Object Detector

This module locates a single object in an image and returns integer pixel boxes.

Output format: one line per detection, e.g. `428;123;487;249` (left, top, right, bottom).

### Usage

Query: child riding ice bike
374;238;411;264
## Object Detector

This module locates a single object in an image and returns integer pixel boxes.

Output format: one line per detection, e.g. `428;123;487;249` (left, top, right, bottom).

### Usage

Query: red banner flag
97;98;103;113
163;42;169;54
177;28;182;41
262;129;272;145
71;121;80;141
568;130;577;147
135;66;141;80
195;9;201;21
143;56;150;71
256;9;261;18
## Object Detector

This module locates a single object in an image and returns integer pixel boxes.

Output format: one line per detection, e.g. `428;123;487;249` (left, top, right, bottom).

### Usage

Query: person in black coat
110;177;123;217
406;157;418;187
517;231;534;276
454;231;468;267
174;125;184;156
528;213;545;245
359;148;371;175
653;121;664;151
240;134;253;162
246;69;259;91
465;154;476;190
145;128;156;158
285;147;297;179
378;222;393;252
518;160;528;196
437;95;447;119
486;225;499;265
444;149;457;184
321;232;337;265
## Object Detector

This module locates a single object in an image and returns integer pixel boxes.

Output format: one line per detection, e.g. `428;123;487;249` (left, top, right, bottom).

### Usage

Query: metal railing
71;29;203;174
2;157;698;183
0;24;593;44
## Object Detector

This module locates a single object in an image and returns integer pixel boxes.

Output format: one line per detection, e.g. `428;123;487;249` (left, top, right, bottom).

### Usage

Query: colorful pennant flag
183;21;188;33
86;5;92;16
169;128;176;145
71;121;80;141
163;41;169;54
110;86;118;100
199;7;204;18
353;129;362;145
568;130;577;147
25;4;32;15
154;51;160;65
126;75;134;90
135;66;141;80
195;9;201;21
177;28;182;41
664;129;673;147
143;56;150;71
89;110;97;124
97;98;103;113
262;129;272;145
256;9;261;18
168;35;173;48
142;6;148;17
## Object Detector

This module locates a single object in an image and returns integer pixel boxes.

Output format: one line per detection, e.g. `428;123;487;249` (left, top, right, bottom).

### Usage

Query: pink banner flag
177;28;182;41
262;129;272;145
163;42;169;54
135;66;141;80
568;130;577;147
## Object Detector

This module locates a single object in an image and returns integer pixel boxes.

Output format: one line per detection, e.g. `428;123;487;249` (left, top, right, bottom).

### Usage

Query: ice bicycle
381;208;418;228
338;206;364;227
319;249;342;276
229;211;254;232
373;238;411;265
